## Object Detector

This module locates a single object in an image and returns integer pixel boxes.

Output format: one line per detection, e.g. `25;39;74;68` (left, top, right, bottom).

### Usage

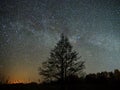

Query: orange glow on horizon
9;80;26;84
8;69;32;84
7;66;40;84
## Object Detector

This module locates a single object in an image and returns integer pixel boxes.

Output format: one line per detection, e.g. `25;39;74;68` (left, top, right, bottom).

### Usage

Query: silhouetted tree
39;34;85;82
109;72;114;78
85;73;97;83
114;69;120;80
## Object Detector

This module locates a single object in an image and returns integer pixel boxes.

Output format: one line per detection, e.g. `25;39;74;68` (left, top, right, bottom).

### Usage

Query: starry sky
0;0;120;83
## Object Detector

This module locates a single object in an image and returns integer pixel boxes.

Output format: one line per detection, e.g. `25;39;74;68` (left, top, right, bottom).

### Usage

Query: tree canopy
39;34;85;82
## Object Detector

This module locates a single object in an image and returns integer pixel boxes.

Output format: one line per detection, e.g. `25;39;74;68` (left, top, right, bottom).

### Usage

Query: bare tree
0;73;9;84
39;34;85;82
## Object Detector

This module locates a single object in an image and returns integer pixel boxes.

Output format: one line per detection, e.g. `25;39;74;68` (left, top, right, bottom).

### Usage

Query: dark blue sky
0;0;120;83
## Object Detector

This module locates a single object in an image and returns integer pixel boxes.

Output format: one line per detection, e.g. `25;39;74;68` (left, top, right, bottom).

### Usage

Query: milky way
0;0;120;82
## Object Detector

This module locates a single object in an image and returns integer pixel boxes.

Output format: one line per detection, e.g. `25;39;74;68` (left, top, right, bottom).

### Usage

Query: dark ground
0;82;120;90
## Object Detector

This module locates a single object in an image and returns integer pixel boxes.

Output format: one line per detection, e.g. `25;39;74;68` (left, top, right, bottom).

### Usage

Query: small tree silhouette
39;34;85;82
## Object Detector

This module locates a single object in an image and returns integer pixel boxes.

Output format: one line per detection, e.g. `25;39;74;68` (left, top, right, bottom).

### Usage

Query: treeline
85;69;120;83
1;69;120;85
0;70;120;90
42;69;120;85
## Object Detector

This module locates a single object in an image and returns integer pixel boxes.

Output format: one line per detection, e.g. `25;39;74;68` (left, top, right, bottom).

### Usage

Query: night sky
0;0;120;83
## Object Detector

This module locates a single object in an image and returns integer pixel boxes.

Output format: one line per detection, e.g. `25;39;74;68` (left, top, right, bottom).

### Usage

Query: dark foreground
0;82;120;90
